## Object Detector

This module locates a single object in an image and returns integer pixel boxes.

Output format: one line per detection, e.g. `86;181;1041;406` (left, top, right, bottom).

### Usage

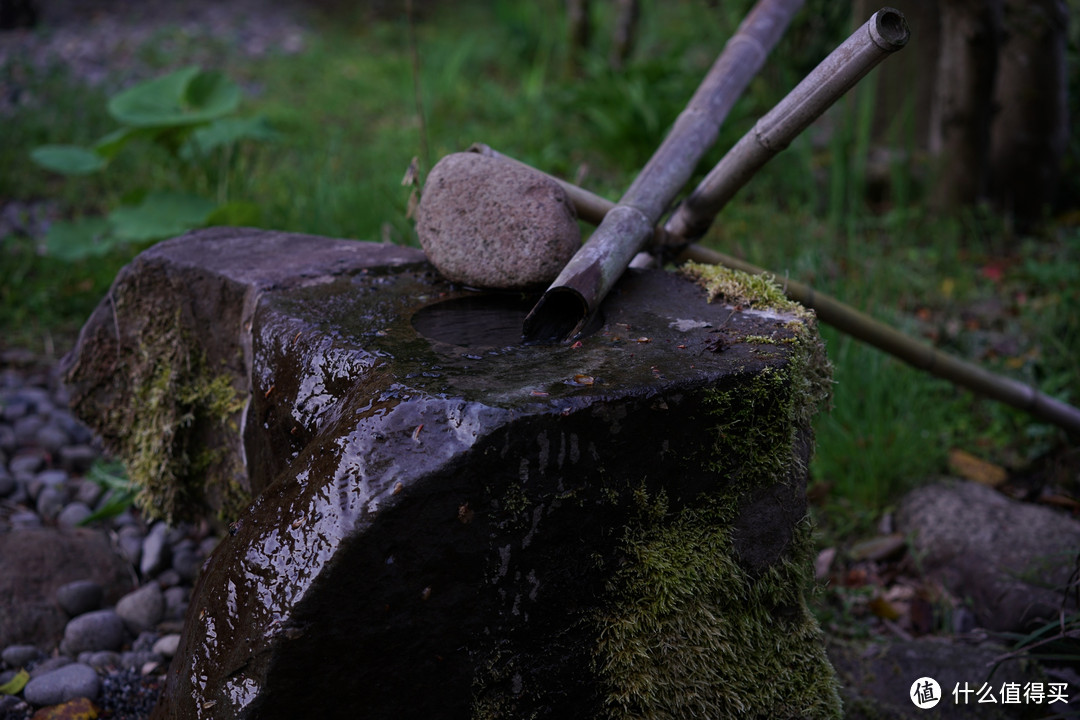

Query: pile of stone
0;363;219;719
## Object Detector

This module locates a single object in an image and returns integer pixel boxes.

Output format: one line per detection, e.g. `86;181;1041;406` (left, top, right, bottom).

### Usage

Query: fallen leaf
30;698;99;720
814;547;836;582
869;595;902;621
848;534;907;563
948;448;1007;487
0;669;28;694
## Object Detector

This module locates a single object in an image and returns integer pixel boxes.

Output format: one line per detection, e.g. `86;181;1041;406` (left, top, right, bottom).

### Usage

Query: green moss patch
593;270;839;718
680;261;808;318
596;494;842;720
103;299;248;525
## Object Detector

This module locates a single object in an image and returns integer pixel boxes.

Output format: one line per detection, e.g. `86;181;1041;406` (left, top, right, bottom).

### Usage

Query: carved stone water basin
62;228;840;719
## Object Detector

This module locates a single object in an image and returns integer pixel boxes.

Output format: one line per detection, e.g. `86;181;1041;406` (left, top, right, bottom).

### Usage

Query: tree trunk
609;0;640;71
988;0;1069;230
929;0;1001;210
566;0;592;76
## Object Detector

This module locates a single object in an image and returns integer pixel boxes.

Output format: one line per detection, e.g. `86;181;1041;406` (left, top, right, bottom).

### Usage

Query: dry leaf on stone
947;448;1007;487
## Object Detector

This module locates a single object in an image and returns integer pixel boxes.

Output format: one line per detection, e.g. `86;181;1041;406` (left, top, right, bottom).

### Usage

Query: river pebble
1;644;43;667
0;1;310;714
116;584;164;635
139;522;170;578
57;501;93;528
61;610;126;655
23;662;101;705
56;580;104;617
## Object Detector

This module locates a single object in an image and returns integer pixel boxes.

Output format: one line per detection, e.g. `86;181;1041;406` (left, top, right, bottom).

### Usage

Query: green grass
1;0;1078;516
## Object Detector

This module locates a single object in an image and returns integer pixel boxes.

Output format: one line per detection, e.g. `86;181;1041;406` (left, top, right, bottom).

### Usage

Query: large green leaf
178;116;279;160
45;218;115;261
108;191;216;242
92;126;159;160
30;145;107;175
107;66;241;128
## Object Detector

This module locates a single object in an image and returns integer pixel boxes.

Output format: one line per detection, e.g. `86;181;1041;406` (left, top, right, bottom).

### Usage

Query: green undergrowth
3;0;1078;520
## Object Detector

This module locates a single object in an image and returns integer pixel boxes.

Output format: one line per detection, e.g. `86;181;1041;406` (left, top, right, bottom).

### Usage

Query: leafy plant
30;66;275;260
78;460;137;526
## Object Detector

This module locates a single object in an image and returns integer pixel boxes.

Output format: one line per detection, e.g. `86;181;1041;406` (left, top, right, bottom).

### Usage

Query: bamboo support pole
663;7;910;245
678;246;1080;436
465;150;1080;436
522;0;805;343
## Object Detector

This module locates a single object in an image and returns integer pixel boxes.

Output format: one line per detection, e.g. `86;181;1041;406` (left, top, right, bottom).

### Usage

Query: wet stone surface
61;229;837;719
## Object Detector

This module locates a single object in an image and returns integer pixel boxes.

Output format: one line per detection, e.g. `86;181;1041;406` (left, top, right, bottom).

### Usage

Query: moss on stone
595;492;842;720
113;306;248;525
592;268;839;719
680;261;808;318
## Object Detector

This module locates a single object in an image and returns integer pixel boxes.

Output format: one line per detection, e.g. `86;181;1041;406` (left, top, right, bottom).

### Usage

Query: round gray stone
59;444;98;474
0;424;15;454
35;485;66;522
9;510;41;529
12;414;45;446
416;152;581;289
23;662;100;705
115;583;164;635
163;586;190;622
61;610;125;655
0;425;14;453
2;401;29;422
57;502;94;529
140;522;171;577
172;547;203;583
1;644;44;667
75;478;104;508
35;422;70;455
117;525;143;566
8;453;44;476
78;650;121;670
0;468;14;497
56;580;104;617
29;468;68;500
152;633;181;659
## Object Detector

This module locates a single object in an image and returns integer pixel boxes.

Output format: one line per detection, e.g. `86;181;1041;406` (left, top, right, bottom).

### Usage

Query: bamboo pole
678;246;1080;436
522;0;806;343
465;149;1080;436
662;7;910;245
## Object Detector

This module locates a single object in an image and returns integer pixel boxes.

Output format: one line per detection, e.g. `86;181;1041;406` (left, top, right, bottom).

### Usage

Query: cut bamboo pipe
663;7;910;245
465;151;1080;436
522;0;805;343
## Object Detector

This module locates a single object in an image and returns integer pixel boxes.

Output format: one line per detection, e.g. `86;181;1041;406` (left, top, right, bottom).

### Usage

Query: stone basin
62;228;840;719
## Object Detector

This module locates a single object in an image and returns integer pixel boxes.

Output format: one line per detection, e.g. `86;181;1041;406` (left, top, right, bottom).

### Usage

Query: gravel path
1;0;309;109
0;358;219;719
1;5;312;718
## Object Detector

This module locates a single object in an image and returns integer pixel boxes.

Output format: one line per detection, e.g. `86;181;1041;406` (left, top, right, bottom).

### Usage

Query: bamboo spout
522;0;805;343
663;7;910;245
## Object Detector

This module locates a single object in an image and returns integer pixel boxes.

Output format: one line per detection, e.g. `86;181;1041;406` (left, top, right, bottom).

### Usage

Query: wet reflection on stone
411;293;535;348
61;231;836;720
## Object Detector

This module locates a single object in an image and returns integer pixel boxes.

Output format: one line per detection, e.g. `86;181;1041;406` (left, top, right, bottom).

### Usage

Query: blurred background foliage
1;0;1078;528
